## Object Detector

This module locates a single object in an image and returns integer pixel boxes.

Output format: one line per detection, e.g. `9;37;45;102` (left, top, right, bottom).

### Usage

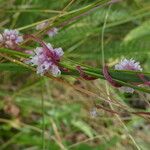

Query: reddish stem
103;65;121;87
76;66;97;80
60;67;70;72
138;74;150;86
24;34;58;65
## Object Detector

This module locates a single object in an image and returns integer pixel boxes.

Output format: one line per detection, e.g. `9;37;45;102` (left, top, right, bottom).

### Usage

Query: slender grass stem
100;3;142;150
0;9;62;13
41;85;46;150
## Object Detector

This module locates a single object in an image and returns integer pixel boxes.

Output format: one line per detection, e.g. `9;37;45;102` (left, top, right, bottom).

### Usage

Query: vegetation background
0;0;150;149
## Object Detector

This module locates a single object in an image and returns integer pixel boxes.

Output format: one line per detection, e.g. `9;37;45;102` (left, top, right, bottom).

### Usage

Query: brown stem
95;104;150;118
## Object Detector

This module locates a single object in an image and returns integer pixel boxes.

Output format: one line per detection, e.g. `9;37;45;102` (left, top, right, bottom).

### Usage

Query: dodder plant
0;1;150;115
0;0;150;149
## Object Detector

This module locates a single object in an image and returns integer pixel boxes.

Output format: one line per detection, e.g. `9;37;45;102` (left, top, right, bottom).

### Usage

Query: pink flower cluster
0;28;62;77
36;22;58;37
115;58;143;93
115;58;142;71
0;29;23;49
30;43;64;76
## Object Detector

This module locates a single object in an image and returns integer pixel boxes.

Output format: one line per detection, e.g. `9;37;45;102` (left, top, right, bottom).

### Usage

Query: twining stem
0;48;150;93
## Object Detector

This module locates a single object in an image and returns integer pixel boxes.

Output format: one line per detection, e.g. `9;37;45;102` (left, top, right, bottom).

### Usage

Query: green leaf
71;120;95;138
0;63;30;72
98;136;119;150
124;20;150;42
0;48;29;58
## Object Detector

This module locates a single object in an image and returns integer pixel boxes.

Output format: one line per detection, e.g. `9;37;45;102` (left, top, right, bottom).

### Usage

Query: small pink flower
0;29;23;49
36;22;58;37
47;27;58;37
36;22;48;30
115;58;143;93
29;43;64;76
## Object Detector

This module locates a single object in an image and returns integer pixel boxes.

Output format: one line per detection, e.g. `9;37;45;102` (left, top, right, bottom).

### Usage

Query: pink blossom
36;22;48;30
0;29;23;49
115;58;143;93
47;27;58;37
115;58;142;71
29;43;64;76
36;22;58;37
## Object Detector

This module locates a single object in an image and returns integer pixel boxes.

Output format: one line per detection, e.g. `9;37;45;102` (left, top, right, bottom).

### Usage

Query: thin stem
41;84;45;150
0;9;62;13
101;2;111;67
101;3;142;150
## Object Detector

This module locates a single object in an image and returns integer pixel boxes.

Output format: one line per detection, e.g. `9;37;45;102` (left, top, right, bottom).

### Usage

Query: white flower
0;29;23;49
29;43;64;76
54;47;64;56
51;64;61;76
115;58;143;93
47;27;58;37
90;107;97;117
119;86;135;94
